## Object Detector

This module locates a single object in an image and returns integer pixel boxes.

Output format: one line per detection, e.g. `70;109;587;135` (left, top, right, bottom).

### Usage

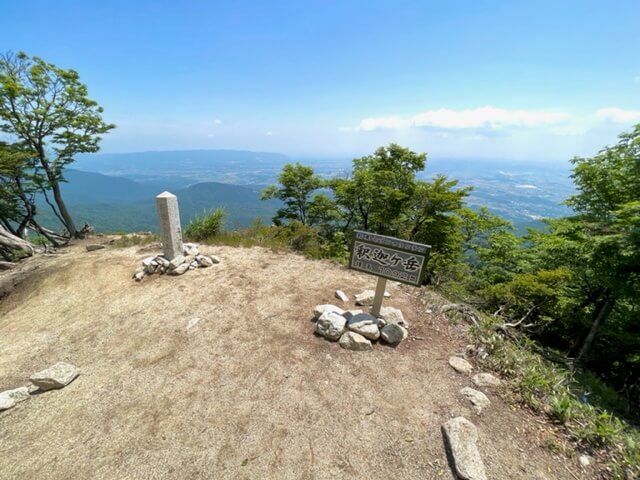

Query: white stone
183;243;200;256
335;290;349;302
380;323;408;344
376;317;387;329
133;271;146;282
378;306;408;328
195;255;213;267
168;254;185;270
30;362;79;391
339;331;373;351
441;417;487;480
0;392;16;411
355;289;391;306
449;356;473;375
155;256;170;268
144;264;157;275
142;256;156;267
186;317;201;330
313;304;345;320
156;191;184;260
349;323;380;341
460;387;491;414
168;262;189;275
579;454;593;468
209;255;220;264
347;314;379;339
1;386;30;404
472;373;501;388
315;311;347;341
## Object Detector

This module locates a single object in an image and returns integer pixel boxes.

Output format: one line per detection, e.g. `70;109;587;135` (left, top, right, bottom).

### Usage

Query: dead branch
440;303;479;326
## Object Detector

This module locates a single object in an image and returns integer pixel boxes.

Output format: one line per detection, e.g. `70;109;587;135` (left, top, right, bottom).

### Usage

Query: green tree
0;52;115;238
565;124;640;364
331;144;426;235
261;162;330;226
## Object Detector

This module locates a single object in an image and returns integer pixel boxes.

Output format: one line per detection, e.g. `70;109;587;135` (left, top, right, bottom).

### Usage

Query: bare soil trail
0;240;590;479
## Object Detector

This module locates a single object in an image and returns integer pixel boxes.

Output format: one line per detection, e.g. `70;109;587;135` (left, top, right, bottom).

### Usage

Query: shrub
184;208;226;241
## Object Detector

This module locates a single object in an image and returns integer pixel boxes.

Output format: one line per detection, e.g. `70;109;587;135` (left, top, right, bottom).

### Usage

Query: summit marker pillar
156;191;183;260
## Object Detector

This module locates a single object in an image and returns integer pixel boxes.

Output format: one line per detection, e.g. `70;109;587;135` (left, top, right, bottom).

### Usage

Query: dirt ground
0;240;594;479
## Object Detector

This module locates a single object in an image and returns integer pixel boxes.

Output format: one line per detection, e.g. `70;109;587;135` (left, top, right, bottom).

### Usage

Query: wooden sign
349;230;431;287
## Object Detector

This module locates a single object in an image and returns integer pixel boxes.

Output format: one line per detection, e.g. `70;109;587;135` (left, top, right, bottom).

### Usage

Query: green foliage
184;208;226;241
261;163;326;226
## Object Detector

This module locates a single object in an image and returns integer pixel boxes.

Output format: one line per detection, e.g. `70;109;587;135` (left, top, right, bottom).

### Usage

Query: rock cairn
313;291;409;351
0;362;79;413
132;243;220;281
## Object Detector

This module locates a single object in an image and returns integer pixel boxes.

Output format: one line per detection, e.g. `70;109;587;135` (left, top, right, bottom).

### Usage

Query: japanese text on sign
348;231;431;286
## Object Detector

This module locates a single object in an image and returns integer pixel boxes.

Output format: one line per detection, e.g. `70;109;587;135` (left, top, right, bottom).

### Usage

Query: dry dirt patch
0;242;588;479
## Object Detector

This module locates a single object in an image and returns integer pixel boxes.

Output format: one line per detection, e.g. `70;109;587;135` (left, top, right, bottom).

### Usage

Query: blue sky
1;0;639;161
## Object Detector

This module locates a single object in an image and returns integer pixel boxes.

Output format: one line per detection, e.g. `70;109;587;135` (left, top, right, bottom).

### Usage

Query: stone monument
156;191;183;260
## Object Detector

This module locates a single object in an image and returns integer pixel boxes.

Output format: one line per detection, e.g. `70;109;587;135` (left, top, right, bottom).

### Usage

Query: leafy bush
184;208;225;241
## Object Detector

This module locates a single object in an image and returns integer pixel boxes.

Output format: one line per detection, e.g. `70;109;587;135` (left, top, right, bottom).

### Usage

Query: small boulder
168;255;186;270
209;255;221;264
142;256;156;267
335;290;349;302
168;262;190;275
1;386;30;404
339;331;373;351
155;256;170;268
133;270;146;282
349;323;380;341
342;310;363;321
195;255;214;267
472;373;501;388
354;289;391;306
313;304;345;320
0;393;16;411
315;311;347;341
441;417;487;480
348;314;381;340
460;387;491;414
30;362;79;391
378;306;408;328
183;243;200;256
449;356;473;375
380;323;408;344
85;244;105;252
579;454;593;468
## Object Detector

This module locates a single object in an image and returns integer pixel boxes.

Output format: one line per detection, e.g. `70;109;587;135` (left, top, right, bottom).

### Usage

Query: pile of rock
313;295;410;351
133;243;220;281
0;362;79;413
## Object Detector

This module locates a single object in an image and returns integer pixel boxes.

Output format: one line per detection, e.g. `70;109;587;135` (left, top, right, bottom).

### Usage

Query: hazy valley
39;149;575;234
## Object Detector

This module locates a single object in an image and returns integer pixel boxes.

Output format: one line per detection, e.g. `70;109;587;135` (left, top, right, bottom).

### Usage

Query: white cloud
358;106;570;131
338;126;352;132
214;119;222;124
595;107;640;124
265;131;273;136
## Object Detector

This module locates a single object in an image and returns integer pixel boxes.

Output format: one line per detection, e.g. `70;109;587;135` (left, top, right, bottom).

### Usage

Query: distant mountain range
34;149;575;233
36;169;280;233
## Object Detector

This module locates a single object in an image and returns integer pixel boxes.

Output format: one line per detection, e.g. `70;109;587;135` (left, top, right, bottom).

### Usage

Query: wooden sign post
348;230;431;316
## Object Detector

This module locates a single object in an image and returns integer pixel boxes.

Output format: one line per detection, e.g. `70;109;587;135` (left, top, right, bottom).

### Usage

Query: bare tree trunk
575;295;615;364
0;224;34;257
